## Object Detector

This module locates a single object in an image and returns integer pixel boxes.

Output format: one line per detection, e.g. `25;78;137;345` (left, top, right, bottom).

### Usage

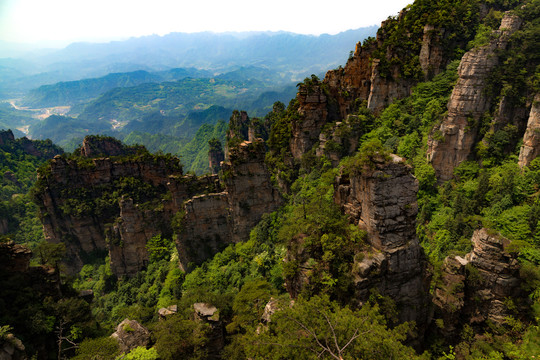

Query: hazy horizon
0;0;411;48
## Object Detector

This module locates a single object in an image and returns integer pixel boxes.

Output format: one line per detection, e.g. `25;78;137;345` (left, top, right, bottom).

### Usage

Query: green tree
244;295;418;359
226;278;276;334
152;315;210;360
34;241;66;267
145;234;173;262
72;337;120;360
122;346;159;360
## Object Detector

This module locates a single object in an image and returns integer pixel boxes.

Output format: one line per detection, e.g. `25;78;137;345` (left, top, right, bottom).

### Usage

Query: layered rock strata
36;153;182;275
177;139;282;270
36;136;281;276
419;24;446;79
334;154;430;335
433;229;523;339
222;139;282;243
427;13;522;182
290;84;329;159
177;192;230;271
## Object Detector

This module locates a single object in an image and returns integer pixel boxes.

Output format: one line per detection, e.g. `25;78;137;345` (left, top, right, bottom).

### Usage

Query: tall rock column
518;94;540;168
290;85;328;160
334;154;430;336
427;13;522;182
222;139;282;243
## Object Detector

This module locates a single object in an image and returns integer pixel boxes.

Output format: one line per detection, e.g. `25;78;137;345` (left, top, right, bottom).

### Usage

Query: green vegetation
0;131;62;247
243;295;418;360
2;1;539;359
21;69;213;108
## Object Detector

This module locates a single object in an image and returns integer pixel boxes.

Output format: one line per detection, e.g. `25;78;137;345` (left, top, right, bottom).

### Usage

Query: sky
0;0;412;47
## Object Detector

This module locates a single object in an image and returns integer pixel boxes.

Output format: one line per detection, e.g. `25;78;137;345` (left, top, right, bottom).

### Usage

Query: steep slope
427;13;523;181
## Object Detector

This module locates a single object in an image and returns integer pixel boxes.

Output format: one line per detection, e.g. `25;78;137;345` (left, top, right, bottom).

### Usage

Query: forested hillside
0;0;539;359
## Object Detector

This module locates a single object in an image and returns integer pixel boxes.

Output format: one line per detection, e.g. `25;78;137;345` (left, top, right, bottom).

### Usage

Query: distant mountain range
0;28;377;99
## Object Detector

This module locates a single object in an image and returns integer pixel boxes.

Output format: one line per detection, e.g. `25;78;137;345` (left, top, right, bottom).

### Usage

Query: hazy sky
0;0;412;46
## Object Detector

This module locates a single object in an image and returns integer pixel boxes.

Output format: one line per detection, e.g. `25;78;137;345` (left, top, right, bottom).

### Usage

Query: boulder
111;319;150;353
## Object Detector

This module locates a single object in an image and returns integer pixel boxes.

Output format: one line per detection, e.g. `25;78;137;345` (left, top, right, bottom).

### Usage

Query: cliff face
223;139;283;243
36;152;182;276
419;24;446;79
36;136;282;275
333;154;430;335
433;229;524;339
290;84;329;159
519;94;540;168
427;13;523;182
289;8;448;163
177;139;282;271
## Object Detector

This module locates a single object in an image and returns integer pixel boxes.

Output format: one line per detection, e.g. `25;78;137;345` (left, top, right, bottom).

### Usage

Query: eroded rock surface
334;154;430;336
428;13;522;182
433;228;524;339
0;334;26;360
519;94;540;168
36;135;281;275
223;139;282;243
111;319;151;353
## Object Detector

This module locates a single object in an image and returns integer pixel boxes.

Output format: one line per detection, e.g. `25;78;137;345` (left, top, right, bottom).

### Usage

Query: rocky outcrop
0;130;62;159
290;7;445;162
79;135;138;158
431;256;468;339
419;25;446;79
0;130;15;146
111;319;151;353
193;303;224;360
0;241;32;273
324;42;376;119
177;192;230;271
519;94;540;168
316;114;366;167
223;139;282;243
208;142;225;175
0;334;26;360
290;84;329;159
158;305;178;319
427;13;522;182
225;110;251;159
334;154;430;335
465;229;522;323
35;152;183;275
108;198;168;277
178;139;282;270
366;59;414;113
433;229;524;339
36;134;282;275
0;242;61;299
